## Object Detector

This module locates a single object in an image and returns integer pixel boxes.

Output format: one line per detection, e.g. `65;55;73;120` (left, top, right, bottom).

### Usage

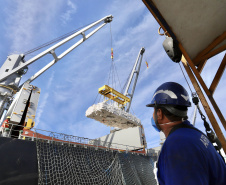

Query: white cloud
35;71;55;128
4;0;63;53
2;0;224;150
35;92;49;128
103;0;145;34
61;0;77;25
67;119;110;139
47;71;55;89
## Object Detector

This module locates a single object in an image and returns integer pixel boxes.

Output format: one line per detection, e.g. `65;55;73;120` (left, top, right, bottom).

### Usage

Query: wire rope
121;64;133;94
106;23;119;92
23;20;97;55
113;62;123;92
110;23;113;49
178;63;193;94
93;93;100;105
178;63;224;158
112;62;117;90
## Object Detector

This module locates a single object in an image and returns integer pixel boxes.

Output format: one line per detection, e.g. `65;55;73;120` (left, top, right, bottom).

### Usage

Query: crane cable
178;62;224;159
23;20;97;55
178;63;193;93
107;22;117;90
106;23;122;95
94;22;122;104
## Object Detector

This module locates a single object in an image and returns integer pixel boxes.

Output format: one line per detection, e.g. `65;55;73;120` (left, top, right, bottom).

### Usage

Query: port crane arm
0;15;113;123
124;47;145;112
0;15;113;84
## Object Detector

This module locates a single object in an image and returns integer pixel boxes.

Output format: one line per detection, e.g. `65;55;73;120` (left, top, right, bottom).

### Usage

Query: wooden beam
194;45;226;63
208;95;226;130
179;43;211;96
142;0;226;150
194;31;226;63
142;0;175;39
197;59;207;73
209;53;226;94
180;44;226;130
181;56;226;153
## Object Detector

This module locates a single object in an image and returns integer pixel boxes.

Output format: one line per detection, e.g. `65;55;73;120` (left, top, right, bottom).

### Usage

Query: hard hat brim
146;103;154;107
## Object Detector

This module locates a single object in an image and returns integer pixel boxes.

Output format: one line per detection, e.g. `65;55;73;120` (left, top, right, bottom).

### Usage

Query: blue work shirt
157;120;226;185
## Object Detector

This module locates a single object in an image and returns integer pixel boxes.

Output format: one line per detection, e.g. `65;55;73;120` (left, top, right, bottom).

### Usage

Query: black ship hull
0;137;38;185
0;136;157;185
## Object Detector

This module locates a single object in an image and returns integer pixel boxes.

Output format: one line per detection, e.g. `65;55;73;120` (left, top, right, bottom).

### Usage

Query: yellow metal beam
98;85;130;105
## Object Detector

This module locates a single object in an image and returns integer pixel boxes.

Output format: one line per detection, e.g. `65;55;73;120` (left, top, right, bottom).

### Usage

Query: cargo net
86;102;141;129
36;133;156;185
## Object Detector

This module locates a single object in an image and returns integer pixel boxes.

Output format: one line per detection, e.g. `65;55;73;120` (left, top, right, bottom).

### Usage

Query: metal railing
0;123;146;154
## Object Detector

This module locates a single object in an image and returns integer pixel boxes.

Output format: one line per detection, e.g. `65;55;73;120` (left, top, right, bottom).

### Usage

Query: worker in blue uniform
146;82;226;185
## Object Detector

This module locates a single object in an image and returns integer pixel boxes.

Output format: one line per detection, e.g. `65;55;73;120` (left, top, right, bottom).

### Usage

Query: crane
0;15;113;135
86;47;147;151
88;47;146;129
123;47;145;112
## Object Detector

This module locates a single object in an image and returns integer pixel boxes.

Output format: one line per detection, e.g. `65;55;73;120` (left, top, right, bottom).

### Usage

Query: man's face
153;109;160;122
152;109;155;120
153;108;164;125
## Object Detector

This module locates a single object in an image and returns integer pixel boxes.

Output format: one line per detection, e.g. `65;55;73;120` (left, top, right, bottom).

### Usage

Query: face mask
151;117;176;132
151;117;161;132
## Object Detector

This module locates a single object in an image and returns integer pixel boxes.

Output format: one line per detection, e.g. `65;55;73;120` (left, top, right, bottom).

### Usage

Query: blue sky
0;0;225;148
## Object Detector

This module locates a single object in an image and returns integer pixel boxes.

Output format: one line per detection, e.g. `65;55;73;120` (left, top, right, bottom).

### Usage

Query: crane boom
0;15;113;123
124;47;145;112
0;15;113;83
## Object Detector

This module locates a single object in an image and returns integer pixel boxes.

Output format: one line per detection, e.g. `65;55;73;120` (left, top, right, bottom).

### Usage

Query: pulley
158;26;182;63
162;36;182;63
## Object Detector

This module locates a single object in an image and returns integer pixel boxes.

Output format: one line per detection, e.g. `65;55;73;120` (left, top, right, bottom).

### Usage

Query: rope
178;63;224;158
107;22;121;91
121;64;133;94
110;23;113;49
24;20;97;55
93;93;100;105
107;63;113;86
178;63;193;93
113;62;122;92
95;23;122;105
0;84;17;94
112;62;117;90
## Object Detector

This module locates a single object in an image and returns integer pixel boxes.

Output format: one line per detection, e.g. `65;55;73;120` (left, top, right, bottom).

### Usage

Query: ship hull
0;137;38;185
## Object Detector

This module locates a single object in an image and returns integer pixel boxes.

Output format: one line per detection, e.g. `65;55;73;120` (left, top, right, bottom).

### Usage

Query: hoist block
98;85;130;105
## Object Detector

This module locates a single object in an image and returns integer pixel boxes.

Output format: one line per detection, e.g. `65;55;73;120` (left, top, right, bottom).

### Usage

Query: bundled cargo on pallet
86;102;141;129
